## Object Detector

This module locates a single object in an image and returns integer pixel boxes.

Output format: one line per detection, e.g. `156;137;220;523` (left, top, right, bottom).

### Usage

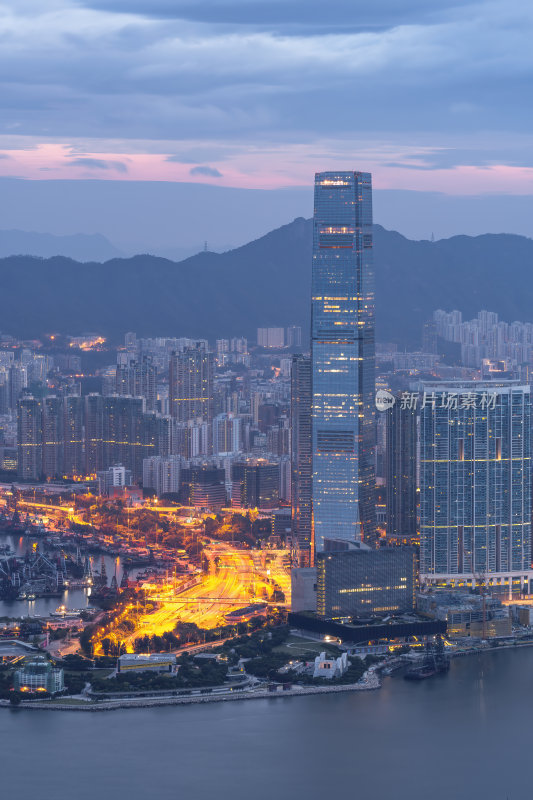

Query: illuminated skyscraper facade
311;171;376;551
291;354;313;564
17;396;42;481
419;381;532;590
169;345;214;427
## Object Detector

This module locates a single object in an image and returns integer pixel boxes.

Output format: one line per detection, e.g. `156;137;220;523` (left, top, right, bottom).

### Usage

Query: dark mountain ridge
1;218;532;346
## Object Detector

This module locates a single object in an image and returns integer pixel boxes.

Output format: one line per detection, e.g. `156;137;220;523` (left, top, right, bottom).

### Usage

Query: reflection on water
1;647;533;800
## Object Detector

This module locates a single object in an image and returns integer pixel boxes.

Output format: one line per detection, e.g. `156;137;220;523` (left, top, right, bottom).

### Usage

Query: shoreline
0;671;381;712
5;640;533;714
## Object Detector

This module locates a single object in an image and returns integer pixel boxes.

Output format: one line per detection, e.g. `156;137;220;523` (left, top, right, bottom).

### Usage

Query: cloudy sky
1;0;532;246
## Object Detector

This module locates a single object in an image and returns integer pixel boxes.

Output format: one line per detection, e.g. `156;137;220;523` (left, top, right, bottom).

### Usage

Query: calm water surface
0;532;132;618
1;646;531;800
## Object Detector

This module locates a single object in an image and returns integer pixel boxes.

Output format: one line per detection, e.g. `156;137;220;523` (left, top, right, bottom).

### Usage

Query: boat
50;605;82;618
404;639;450;681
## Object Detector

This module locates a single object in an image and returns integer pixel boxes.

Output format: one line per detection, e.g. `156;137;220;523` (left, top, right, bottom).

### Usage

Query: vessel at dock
404;638;450;681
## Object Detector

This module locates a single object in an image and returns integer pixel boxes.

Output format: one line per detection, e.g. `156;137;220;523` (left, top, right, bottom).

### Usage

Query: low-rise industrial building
418;590;511;638
117;653;177;674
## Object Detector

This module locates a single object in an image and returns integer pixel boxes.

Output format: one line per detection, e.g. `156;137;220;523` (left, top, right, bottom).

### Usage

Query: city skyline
2;0;533;797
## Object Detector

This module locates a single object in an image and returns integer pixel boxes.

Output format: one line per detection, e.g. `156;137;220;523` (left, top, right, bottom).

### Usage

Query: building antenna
204;240;208;252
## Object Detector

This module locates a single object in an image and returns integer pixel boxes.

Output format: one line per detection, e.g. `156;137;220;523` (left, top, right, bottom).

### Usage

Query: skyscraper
419;381;532;593
311;171;376;551
42;396;63;479
231;460;280;509
115;356;157;411
85;393;104;475
102;396;145;481
17;396;42;480
291;354;313;565
169;344;214;429
63;395;84;477
385;397;417;539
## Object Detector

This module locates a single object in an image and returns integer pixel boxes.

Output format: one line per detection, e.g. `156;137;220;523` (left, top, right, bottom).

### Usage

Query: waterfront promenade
0;668;381;712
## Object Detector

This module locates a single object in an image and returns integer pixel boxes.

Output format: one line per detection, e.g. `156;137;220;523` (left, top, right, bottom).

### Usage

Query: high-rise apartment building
143;455;182;496
291;354;313;565
17;396;42;480
63;396;84;478
311;171;376;551
286;326;303;348
257;328;285;348
42;396;63;479
213;413;242;454
9;364;27;412
419;381;533;592
169;344;214;431
102;396;145;481
0;370;9;415
115;356;157;411
85;394;104;475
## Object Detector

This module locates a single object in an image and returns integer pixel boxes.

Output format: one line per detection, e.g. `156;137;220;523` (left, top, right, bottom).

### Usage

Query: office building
180;465;226;509
231;460;279;509
291;354;313;565
419;381;533;592
385;397;417;539
311;171;376;551
316;544;417;619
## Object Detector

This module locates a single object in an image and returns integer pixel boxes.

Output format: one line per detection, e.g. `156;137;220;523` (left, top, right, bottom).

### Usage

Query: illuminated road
119;544;289;650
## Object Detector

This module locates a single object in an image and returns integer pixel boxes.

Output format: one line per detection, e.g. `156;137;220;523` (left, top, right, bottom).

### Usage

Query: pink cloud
0;141;533;196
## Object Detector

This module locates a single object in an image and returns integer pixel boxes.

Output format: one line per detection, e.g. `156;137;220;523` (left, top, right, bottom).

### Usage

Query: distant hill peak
0;228;122;262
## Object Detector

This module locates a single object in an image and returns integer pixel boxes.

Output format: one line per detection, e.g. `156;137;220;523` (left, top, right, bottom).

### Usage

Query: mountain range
0;229;121;262
1;218;532;346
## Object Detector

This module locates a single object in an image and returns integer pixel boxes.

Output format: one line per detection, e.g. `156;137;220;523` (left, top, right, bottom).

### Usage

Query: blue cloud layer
0;0;532;179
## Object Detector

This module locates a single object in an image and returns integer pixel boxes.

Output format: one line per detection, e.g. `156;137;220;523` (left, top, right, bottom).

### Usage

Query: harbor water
1;645;532;800
0;532;129;618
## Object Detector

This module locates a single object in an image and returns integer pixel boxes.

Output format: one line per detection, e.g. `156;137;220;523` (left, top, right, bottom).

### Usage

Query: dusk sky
1;0;533;250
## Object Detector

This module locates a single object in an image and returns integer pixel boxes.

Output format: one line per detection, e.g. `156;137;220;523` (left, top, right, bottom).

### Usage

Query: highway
120;544;287;650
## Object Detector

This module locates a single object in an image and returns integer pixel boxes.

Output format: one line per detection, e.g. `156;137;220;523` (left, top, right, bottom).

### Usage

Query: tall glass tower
419;381;532;589
311;171;376;552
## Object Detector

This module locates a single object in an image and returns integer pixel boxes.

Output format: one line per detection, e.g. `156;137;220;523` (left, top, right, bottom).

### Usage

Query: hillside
0;229;121;262
1;219;532;346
